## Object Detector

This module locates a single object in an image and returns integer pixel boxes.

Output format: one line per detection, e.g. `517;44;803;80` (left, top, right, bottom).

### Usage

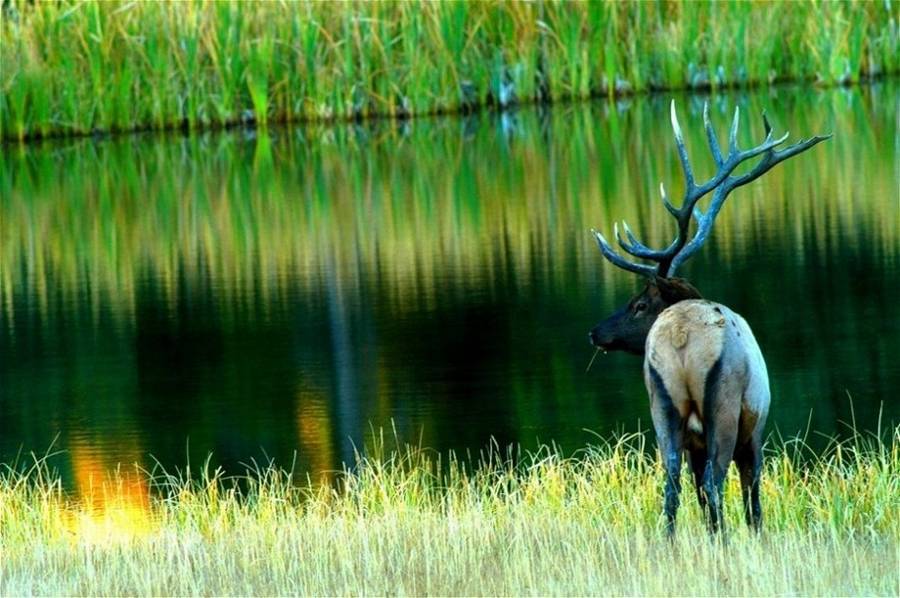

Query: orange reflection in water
295;386;336;484
65;435;154;545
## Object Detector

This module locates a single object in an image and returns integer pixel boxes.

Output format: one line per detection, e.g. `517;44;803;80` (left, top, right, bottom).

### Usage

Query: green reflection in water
1;83;898;490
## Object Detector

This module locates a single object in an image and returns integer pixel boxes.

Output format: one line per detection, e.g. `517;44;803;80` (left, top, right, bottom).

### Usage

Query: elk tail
687;412;704;435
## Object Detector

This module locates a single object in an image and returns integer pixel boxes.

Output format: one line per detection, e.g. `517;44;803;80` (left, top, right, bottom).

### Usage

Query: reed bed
1;427;897;596
1;0;897;141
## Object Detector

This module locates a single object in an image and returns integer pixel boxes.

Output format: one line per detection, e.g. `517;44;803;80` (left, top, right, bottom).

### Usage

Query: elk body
589;101;830;534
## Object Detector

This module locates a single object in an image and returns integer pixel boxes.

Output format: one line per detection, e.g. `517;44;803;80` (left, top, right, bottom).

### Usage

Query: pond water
1;83;898;491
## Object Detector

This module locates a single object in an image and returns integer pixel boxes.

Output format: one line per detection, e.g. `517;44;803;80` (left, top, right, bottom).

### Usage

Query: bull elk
589;101;830;534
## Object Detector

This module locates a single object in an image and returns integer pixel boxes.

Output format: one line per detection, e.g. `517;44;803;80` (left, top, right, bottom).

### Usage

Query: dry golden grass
2;429;898;596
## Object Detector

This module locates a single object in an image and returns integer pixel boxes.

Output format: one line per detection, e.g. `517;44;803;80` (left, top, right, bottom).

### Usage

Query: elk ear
654;276;703;304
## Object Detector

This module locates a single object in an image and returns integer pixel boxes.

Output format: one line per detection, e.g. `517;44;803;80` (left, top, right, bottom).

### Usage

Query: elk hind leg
688;447;709;513
701;433;736;534
701;367;741;534
661;434;684;538
735;435;763;532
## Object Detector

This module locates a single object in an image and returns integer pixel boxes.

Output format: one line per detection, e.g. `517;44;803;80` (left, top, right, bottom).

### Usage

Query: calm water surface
1;83;898;492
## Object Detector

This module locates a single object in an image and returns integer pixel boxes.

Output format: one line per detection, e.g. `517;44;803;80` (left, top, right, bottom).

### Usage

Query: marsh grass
1;427;898;596
2;0;897;140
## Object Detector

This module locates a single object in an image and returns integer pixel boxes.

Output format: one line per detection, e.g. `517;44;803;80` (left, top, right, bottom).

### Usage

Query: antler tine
703;101;723;166
720;132;831;198
766;133;832;163
620;221;646;250
762;110;772;137
592;229;657;276
728;105;740;155
659;182;678;216
615;220;673;260
613;222;633;252
670;100;694;189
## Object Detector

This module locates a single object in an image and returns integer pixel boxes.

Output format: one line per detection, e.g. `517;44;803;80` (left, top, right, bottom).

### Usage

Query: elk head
589;101;830;355
589;276;702;355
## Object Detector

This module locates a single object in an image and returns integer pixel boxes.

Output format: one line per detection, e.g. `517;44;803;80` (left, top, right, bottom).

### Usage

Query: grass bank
2;0;897;141
1;428;898;596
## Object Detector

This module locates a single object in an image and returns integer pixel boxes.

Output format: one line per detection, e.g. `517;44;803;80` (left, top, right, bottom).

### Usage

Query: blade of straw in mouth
585;347;603;373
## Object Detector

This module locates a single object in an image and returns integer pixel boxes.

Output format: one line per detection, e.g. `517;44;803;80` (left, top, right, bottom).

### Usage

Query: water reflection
66;434;152;544
0;83;897;490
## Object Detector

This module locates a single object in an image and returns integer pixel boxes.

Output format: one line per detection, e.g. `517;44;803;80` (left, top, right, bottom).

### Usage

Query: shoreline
3;74;896;148
3;1;896;144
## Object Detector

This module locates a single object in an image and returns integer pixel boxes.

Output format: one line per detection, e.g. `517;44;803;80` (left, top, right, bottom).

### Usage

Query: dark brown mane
651;276;703;304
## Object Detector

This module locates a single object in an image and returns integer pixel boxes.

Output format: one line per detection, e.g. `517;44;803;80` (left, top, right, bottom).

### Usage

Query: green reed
1;0;897;141
1;427;897;595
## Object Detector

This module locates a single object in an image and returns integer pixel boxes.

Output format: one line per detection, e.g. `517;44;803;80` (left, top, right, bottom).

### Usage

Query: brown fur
651;276;704;305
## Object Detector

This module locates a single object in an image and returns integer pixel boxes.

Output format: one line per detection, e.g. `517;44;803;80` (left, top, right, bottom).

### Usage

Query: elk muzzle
589;306;649;356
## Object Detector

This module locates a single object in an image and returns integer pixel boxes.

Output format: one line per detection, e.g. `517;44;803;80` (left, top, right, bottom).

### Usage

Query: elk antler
593;100;831;278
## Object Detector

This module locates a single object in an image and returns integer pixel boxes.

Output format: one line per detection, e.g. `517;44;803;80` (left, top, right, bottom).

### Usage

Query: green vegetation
2;0;897;141
1;428;897;595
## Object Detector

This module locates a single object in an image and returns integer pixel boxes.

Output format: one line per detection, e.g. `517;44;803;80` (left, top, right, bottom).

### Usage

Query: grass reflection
2;86;895;324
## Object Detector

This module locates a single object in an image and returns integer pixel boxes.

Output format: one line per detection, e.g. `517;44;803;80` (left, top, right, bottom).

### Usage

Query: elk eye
634;302;648;313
